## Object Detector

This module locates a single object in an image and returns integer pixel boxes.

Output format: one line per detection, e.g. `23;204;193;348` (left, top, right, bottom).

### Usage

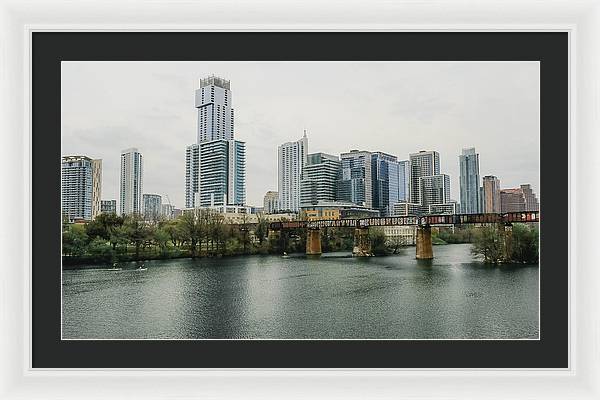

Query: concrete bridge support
306;228;322;257
416;225;433;260
353;228;372;257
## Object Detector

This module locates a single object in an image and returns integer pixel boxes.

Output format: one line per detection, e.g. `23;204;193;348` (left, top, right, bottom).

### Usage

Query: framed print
1;0;598;399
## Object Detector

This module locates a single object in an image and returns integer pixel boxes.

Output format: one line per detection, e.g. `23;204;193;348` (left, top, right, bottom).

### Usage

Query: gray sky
62;61;540;209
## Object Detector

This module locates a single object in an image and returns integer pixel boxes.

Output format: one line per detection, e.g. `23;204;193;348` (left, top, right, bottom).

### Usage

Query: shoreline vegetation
62;211;539;267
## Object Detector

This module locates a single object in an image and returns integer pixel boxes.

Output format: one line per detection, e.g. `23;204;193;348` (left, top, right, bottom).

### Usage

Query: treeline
470;224;539;264
62;210;274;264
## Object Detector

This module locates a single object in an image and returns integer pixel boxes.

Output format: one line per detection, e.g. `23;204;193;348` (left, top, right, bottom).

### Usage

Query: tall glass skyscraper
338;150;373;209
278;132;308;212
459;147;481;214
409;151;440;204
186;76;246;208
120;148;143;216
61;155;102;221
300;152;341;207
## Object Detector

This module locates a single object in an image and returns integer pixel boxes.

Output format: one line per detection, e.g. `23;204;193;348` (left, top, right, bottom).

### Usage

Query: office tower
161;203;175;219
338;150;373;208
197;139;246;207
278;132;308;212
120;148;143;216
459;147;481;214
143;194;162;221
186;76;246;209
263;191;279;214
371;152;412;217
61;155;102;221
101;199;117;214
409;151;440;204
419;174;451;207
300;153;341;207
482;175;501;213
196;76;234;143
185;144;200;208
500;184;540;213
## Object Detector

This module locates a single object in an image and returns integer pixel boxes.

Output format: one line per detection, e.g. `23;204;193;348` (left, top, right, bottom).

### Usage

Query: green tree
153;227;170;257
254;215;269;245
369;228;389;256
87;237;112;261
510;224;539;264
471;225;504;264
124;214;150;260
177;210;204;257
62;224;88;257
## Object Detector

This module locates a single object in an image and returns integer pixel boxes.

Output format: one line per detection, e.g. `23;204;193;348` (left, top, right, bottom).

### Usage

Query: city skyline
62;61;540;208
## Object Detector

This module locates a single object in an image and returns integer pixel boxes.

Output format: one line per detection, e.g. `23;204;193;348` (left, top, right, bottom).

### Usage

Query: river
62;243;539;339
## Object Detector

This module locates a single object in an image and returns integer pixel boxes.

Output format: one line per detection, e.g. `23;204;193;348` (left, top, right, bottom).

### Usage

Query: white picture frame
0;0;596;398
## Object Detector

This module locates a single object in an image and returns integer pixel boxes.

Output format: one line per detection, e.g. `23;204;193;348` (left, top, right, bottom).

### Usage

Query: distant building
419;174;451;208
101;199;117;214
161;203;175;219
409;150;440;204
372;152;410;217
392;202;426;217
185;144;199;208
428;202;458;215
382;226;417;245
300;200;379;221
143;194;162;221
263;191;279;214
195;75;234;143
172;208;183;219
197;139;246;207
500;184;539;213
459;147;481;214
338;150;373;208
120;148;143;216
300;152;341;207
278;132;308;212
482;175;501;213
61;155;102;221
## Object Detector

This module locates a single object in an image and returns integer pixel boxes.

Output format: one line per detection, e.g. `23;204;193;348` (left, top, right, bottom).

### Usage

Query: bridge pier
353;227;372;257
306;227;322;257
416;225;433;260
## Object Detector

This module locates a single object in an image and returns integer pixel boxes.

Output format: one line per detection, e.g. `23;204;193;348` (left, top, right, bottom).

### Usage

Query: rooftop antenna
303;129;307;138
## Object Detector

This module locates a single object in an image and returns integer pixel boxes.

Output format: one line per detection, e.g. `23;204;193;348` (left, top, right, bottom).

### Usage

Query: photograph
60;60;541;340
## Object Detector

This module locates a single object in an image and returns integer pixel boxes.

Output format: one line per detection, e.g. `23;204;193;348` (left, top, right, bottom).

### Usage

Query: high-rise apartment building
195;76;234;143
61;155;102;221
161;203;175;219
482;175;501;213
120;148;143;216
197;139;246;207
409;151;440;204
278;132;308;212
186;77;246;209
419;174;451;207
263;191;279;214
459;147;481;214
371;152;412;217
143;194;162;221
300;153;341;207
101;199;117;214
338;150;373;208
500;184;539;213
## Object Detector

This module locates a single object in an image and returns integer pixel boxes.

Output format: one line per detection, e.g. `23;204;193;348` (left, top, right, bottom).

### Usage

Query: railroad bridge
268;211;539;259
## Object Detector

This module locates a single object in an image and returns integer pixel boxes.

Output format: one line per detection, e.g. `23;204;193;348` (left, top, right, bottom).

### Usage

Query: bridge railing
268;211;539;230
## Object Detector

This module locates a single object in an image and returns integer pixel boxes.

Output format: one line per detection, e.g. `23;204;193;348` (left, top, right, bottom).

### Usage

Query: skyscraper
398;160;410;203
195;76;234;143
459;147;481;214
185;144;200;208
186;76;246;209
61;155;102;221
101;199;117;214
482;175;501;213
278;132;308;212
409;151;440;204
300;153;341;207
263;191;279;214
143;194;162;221
419;174;451;207
338;150;373;208
500;184;539;213
120;148;143;216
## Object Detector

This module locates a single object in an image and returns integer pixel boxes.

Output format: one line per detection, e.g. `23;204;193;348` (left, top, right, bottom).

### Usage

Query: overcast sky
62;61;540;209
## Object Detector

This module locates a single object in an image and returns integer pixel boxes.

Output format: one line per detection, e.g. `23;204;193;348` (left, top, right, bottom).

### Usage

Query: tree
153;227;170;257
123;214;150;260
471;225;504;264
62;224;88;257
386;235;407;254
369;228;389;256
85;213;124;240
510;224;539;264
254;215;269;245
177;210;203;257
